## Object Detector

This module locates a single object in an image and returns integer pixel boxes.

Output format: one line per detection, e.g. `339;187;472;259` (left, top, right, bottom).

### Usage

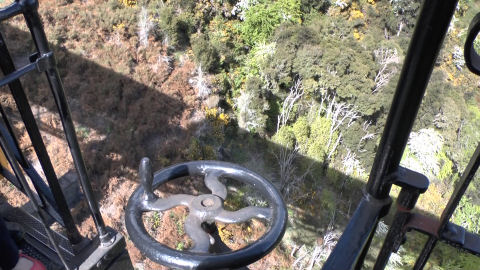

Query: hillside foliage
97;0;480;268
7;0;480;268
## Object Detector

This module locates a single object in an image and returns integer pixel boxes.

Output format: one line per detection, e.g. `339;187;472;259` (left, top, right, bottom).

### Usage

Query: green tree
390;0;422;35
307;116;337;163
157;6;193;47
240;0;302;46
192;34;220;73
272;125;296;148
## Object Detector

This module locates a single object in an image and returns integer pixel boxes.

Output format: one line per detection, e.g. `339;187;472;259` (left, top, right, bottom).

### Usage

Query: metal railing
2;0;480;269
323;0;480;269
0;1;132;269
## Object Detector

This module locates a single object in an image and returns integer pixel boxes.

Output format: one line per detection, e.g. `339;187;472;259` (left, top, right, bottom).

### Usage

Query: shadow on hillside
0;23;471;269
1;23;196;176
0;22;368;241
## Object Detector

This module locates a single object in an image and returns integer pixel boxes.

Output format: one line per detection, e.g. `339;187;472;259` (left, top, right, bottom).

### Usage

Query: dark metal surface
412;143;480;268
392;167;430;194
126;159;287;269
79;231;133;270
465;12;480;75
0;59;37;87
322;191;391;269
0;51;52;88
0;1;132;269
406;213;439;237
0;1;21;22
0;28;82;244
374;189;420;270
404;213;480;268
323;0;459;269
365;0;458;199
0;109;72;269
373;168;430;270
16;0;112;245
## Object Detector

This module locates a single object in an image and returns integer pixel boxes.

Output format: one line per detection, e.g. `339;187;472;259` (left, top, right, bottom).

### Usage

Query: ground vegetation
1;0;480;269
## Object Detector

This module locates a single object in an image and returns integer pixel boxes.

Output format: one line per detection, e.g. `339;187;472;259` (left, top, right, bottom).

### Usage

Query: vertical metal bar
0;107;28;167
374;188;420;270
351;0;458;268
413;237;437;270
0;117;50;202
354;222;377;270
0;34;53;200
366;0;459;199
367;0;457;198
19;0;111;244
0;120;71;270
322;193;391;269
324;0;458;267
439;143;480;232
414;143;480;269
0;29;82;243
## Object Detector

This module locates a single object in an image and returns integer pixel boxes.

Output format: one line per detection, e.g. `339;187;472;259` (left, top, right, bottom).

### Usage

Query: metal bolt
202;198;215;207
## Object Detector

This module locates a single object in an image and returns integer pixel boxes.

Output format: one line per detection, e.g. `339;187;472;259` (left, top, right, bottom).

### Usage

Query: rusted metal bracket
373;167;430;270
405;214;480;256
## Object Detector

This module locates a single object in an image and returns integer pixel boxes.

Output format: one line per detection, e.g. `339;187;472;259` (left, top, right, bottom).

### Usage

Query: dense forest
2;0;480;269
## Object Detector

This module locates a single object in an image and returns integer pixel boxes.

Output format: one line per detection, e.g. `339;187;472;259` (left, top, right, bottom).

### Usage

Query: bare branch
372;47;399;93
318;95;360;155
357;121;375;152
138;7;153;47
277;79;304;132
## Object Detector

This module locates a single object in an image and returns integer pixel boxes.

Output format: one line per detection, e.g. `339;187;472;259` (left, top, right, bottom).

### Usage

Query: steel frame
323;1;480;269
2;0;480;269
0;0;132;269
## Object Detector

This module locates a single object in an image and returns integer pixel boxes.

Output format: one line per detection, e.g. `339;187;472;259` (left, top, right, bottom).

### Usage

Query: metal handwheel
125;158;287;270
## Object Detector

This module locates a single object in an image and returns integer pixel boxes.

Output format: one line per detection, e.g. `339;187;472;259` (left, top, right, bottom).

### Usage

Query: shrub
453;196;480;234
292;116;310;150
240;0;302;46
208;16;246;68
204;107;230;145
186;138;216;160
192;35;220;73
307;116;336;163
272;125;295;148
97;0;139;36
234;76;271;133
157;6;193;48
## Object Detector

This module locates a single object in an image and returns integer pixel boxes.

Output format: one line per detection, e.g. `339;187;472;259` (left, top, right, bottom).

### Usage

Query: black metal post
18;0;111;244
0;115;71;270
414;143;480;269
374;187;420;270
413;237;437;270
323;0;459;268
363;0;458;266
322;192;391;269
0;31;83;244
366;0;459;199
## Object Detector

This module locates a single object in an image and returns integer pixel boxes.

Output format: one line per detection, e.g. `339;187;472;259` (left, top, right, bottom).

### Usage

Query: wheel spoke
143;194;195;211
185;215;211;253
215;207;273;223
204;170;227;200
